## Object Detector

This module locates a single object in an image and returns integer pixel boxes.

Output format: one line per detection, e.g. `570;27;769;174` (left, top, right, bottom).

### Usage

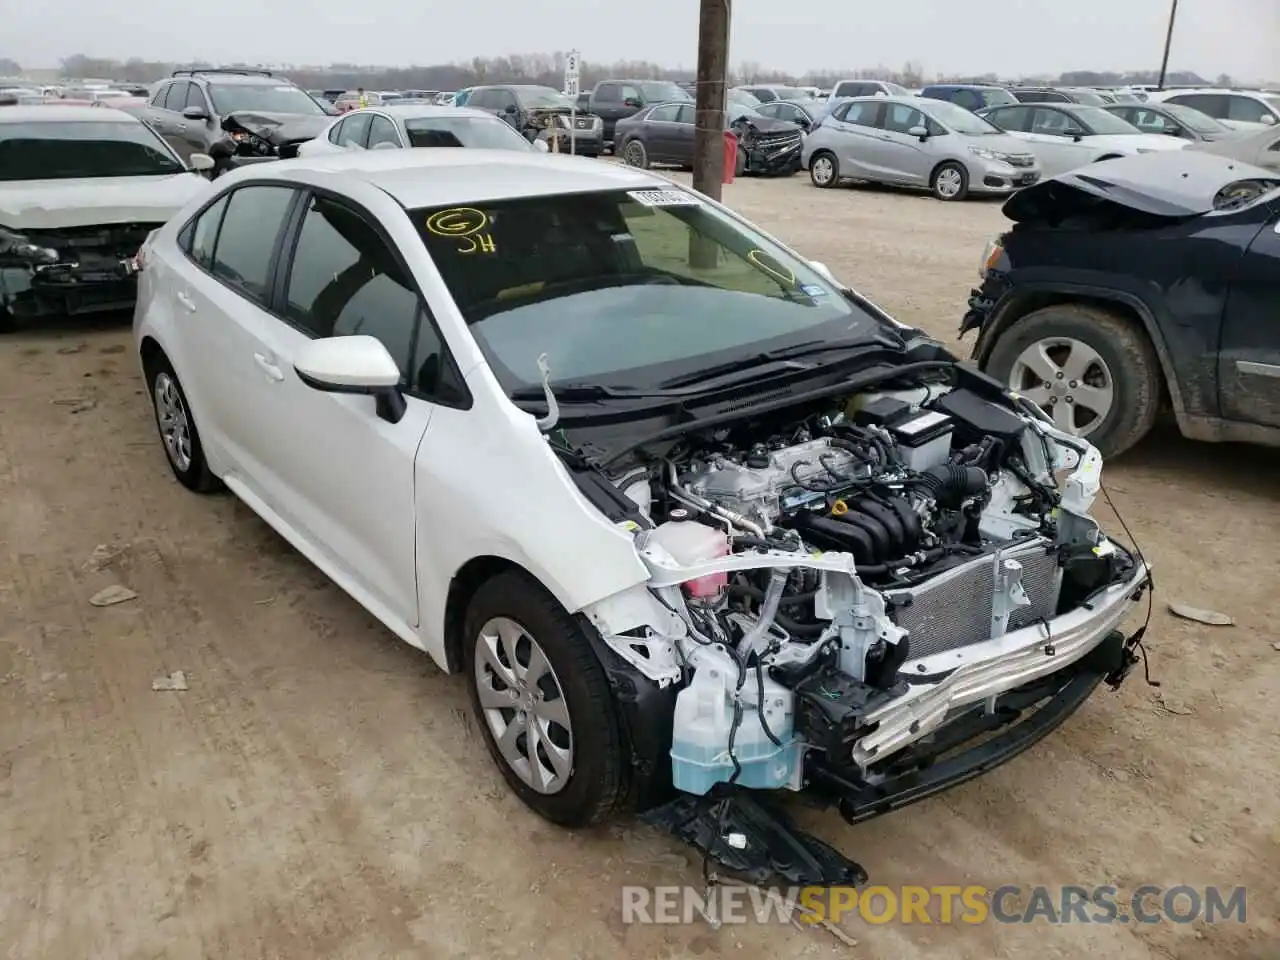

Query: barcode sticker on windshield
627;189;701;207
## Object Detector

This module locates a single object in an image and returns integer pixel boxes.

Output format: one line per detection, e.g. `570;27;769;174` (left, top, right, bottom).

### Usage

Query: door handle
176;123;187;132
253;353;284;382
175;291;196;312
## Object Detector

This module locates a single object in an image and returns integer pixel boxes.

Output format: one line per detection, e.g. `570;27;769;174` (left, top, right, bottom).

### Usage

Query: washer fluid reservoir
649;510;728;599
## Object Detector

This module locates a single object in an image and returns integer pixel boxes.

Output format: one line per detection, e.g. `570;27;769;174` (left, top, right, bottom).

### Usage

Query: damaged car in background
133;151;1153;886
0;105;212;332
615;100;804;176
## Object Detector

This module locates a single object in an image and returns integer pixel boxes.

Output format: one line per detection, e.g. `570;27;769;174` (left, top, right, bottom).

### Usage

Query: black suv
962;150;1280;457
143;68;334;175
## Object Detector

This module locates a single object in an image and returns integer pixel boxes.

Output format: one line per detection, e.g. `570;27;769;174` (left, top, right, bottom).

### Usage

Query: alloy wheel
935;167;964;199
811;156;834;185
1009;338;1116;436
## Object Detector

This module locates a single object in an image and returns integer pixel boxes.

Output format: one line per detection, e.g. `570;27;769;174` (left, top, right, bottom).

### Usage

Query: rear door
828;100;886;178
1219;215;1280;427
146;80;185;154
642;103;685;161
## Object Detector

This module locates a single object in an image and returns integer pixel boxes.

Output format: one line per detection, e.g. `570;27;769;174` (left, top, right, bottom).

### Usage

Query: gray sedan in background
801;95;1041;200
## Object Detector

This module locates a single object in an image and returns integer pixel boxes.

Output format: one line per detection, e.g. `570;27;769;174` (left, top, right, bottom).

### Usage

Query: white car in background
297;104;543;155
129;148;1150;876
1185;123;1280;170
1147;88;1280;131
0;105;213;332
977;102;1186;177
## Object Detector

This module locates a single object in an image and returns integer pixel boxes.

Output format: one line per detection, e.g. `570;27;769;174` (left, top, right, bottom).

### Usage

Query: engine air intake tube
915;464;989;509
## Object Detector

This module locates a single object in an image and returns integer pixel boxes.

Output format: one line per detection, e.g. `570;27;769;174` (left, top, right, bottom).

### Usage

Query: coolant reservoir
649;510;728;598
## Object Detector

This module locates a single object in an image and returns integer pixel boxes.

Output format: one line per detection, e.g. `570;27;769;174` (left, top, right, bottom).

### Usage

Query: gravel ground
1;170;1277;960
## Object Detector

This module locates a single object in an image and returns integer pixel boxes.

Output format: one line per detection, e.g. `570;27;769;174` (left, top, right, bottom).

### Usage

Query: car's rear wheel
462;570;625;827
984;304;1162;457
931;161;969;200
621;139;649;168
145;353;219;492
0;305;14;334
735;146;747;177
809;150;839;187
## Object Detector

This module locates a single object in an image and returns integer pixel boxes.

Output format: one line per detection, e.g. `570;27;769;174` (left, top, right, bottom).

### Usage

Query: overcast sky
7;0;1278;81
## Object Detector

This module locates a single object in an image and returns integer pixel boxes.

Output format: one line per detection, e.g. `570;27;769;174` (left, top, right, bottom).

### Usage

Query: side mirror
1261;114;1276;126
504;103;517;114
624;97;642;108
182;105;209;121
908;125;929;140
533;139;550;153
188;152;215;172
294;335;407;424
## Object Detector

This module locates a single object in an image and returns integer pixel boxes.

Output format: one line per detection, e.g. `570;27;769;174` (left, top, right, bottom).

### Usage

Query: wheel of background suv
735;146;747;178
462;570;625;827
984;303;1162;457
144;353;219;492
931;161;969;201
809;150;839;187
0;305;14;334
621;139;649;168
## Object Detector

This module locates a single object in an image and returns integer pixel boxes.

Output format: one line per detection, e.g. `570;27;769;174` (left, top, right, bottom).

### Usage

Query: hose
739;569;788;659
911;463;989;510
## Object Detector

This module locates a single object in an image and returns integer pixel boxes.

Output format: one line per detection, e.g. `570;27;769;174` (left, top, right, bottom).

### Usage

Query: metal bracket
990;556;1031;637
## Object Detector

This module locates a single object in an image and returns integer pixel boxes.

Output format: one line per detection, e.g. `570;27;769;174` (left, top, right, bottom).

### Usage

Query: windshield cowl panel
410;188;890;398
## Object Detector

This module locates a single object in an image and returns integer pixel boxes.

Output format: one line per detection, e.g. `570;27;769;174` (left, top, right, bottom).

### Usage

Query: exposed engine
580;372;1136;799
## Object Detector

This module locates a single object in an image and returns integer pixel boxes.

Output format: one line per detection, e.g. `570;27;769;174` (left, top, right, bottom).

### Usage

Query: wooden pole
692;0;730;201
1156;0;1179;91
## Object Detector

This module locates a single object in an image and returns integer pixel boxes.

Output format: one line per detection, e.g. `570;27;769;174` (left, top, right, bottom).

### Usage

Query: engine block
681;438;871;527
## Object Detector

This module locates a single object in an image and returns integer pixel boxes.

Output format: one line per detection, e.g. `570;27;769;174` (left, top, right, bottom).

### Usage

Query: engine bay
566;363;1141;798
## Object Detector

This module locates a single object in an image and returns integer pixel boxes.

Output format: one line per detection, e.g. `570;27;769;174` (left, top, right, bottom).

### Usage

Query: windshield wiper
509;382;630;401
656;338;874;389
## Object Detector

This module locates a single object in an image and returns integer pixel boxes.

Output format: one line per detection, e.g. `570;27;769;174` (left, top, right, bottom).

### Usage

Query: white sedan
978;102;1186;176
130;150;1149;856
296;104;543;156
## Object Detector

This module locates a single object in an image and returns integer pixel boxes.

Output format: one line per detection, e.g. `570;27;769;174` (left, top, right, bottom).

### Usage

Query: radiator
885;537;1062;660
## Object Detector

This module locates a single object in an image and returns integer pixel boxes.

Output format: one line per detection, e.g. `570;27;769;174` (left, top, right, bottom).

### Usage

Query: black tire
0;305;14;334
144;352;220;492
984;303;1162;458
930;161;969;201
462;570;625;827
735;146;747;178
808;150;839;188
621;138;649;168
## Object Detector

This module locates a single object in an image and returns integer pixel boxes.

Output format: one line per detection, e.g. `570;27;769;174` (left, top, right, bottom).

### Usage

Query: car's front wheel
145;353;219;492
931;161;969;200
462;570;625;827
984;303;1162;457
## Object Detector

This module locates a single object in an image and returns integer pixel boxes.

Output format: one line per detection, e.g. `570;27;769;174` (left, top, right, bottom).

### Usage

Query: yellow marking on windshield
459;233;497;254
497;281;544;299
747;248;797;286
425;207;489;238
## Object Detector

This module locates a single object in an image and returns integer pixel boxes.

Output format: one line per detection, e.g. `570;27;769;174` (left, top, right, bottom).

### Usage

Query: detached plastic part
642;789;868;887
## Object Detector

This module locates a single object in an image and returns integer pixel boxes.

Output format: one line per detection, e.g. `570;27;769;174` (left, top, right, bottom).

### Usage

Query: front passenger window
283;195;419;380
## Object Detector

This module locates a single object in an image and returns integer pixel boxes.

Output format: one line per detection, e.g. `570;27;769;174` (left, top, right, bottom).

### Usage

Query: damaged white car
133;149;1152;883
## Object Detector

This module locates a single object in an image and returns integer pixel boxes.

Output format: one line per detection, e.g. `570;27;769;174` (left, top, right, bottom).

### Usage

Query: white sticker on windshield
801;284;829;297
627;189;701;207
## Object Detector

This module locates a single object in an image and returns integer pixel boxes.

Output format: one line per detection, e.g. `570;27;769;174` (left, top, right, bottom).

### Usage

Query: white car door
1022;107;1100;175
229;190;442;630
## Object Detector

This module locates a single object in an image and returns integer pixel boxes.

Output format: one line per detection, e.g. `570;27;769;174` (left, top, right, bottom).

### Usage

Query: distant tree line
26;53;1218;91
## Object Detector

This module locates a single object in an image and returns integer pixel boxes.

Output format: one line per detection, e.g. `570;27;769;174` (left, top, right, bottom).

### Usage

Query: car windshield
924;99;1003;134
729;89;761;107
518;87;575;109
771;87;808;99
0;120;185;180
1266;96;1280;114
411;189;881;391
979;88;1018;107
639;82;693;102
884;82;910;95
1070;105;1144;134
404;115;532;149
1163;103;1229;133
208;83;327;116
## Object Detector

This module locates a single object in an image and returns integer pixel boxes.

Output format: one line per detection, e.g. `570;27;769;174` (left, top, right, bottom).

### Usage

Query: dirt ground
2;172;1278;960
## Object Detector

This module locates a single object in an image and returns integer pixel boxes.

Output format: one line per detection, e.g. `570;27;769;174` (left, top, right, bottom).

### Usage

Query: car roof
366;105;498;120
236;148;672;208
0;105;138;123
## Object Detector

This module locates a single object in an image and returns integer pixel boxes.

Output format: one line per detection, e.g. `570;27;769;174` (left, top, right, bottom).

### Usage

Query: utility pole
692;0;731;201
1156;0;1179;90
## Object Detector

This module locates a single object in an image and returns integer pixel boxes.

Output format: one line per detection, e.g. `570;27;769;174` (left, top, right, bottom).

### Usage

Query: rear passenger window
1226;96;1273;124
185;194;229;270
209;186;295;304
